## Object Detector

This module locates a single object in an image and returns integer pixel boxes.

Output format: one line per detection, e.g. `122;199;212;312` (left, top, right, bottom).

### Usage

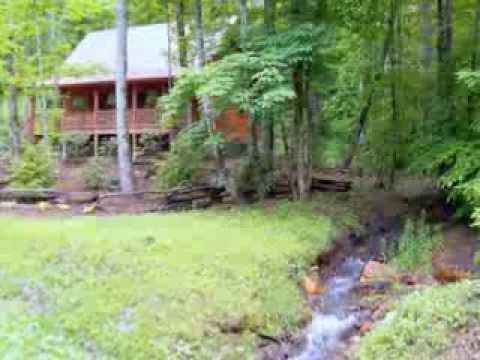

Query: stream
293;257;367;360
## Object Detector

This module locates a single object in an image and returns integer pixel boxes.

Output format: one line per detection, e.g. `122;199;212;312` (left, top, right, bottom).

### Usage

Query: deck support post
61;139;67;160
132;134;137;161
131;85;138;160
25;97;36;142
93;90;99;157
93;134;99;157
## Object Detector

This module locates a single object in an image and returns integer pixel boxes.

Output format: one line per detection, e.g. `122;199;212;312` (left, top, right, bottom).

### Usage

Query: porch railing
60;109;161;134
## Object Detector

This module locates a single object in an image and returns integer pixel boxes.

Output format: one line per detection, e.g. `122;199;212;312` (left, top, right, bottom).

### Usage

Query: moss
0;201;339;359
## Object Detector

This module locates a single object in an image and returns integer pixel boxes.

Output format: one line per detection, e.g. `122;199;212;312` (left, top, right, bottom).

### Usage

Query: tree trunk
34;0;49;145
290;62;313;201
6;54;21;159
264;0;276;33
340;1;397;169
115;0;133;192
175;0;187;68
420;0;434;132
193;0;227;186
467;0;480;123
260;0;276;176
239;0;248;45
437;0;455;127
174;0;193;125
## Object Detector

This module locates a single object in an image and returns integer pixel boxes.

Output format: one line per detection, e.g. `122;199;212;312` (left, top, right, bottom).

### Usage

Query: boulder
302;271;325;295
433;266;470;284
360;261;396;284
359;320;373;335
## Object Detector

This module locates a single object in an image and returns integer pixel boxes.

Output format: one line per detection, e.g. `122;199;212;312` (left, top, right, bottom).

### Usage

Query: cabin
29;23;248;156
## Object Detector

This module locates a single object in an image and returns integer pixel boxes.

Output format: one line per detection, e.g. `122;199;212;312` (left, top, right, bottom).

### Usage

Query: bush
387;217;442;272
11;144;55;189
81;157;118;191
62;134;92;158
154;124;208;189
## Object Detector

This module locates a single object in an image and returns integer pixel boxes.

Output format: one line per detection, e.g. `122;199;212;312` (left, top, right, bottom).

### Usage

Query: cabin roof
58;23;177;86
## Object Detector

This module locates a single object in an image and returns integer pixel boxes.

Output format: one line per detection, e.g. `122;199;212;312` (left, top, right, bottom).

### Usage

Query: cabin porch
58;80;170;136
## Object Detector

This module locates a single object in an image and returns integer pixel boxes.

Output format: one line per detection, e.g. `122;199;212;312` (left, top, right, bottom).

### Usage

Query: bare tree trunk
115;0;133;192
340;1;397;169
437;0;455;127
290;61;313;201
6;54;21;159
34;0;49;145
264;0;276;34
175;0;187;67
239;0;248;45
260;0;276;176
193;0;227;186
468;0;480;123
420;0;434;133
174;0;193;125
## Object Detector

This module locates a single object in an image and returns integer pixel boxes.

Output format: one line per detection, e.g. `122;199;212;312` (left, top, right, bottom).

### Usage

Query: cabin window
105;93;116;109
138;90;160;108
71;96;89;111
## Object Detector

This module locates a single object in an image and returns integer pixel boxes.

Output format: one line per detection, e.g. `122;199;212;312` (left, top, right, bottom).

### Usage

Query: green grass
358;281;480;360
0;202;336;359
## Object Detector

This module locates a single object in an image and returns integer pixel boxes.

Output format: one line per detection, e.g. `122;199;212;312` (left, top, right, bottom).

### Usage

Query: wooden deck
60;109;162;135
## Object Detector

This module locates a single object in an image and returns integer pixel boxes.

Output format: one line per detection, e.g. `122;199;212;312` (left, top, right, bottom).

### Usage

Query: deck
59;109;162;135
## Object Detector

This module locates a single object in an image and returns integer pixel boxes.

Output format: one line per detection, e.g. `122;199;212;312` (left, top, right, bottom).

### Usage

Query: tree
115;0;133;192
192;0;227;186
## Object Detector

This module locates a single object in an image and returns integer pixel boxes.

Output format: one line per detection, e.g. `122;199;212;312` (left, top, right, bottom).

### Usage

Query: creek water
294;257;366;360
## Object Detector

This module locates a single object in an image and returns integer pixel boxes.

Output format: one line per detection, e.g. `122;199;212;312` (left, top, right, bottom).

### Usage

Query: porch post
93;90;99;157
25;96;36;142
131;84;138;160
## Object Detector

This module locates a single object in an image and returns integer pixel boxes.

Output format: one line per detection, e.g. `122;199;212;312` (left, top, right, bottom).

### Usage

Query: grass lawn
0;201;338;359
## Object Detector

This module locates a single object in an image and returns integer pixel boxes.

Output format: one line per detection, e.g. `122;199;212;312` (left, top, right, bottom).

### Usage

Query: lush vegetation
359;281;480;360
0;202;336;359
10;143;55;188
387;218;442;273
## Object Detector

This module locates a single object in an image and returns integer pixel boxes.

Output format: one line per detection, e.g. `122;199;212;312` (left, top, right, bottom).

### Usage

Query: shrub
81;157;118;191
11;144;55;189
389;217;442;272
61;134;92;158
154;123;208;189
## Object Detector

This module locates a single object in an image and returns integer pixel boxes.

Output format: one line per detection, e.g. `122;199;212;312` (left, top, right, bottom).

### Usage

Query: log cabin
28;23;249;156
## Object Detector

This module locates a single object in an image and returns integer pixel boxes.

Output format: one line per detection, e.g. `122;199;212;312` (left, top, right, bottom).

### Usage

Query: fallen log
0;189;59;203
59;192;99;204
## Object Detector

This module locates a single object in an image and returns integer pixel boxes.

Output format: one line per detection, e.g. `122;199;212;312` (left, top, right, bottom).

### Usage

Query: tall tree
260;0;276;177
437;0;455;127
6;53;20;159
467;0;480;123
115;0;133;192
420;0;434;132
192;0;226;185
175;0;187;68
239;0;248;44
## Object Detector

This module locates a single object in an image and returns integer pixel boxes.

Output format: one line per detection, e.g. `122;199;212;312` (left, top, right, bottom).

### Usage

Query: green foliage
81;157;118;191
154;124;208;189
0;203;339;359
359;281;480;360
390;218;442;272
474;249;480;266
411;140;480;217
61;134;91;158
10;144;55;189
